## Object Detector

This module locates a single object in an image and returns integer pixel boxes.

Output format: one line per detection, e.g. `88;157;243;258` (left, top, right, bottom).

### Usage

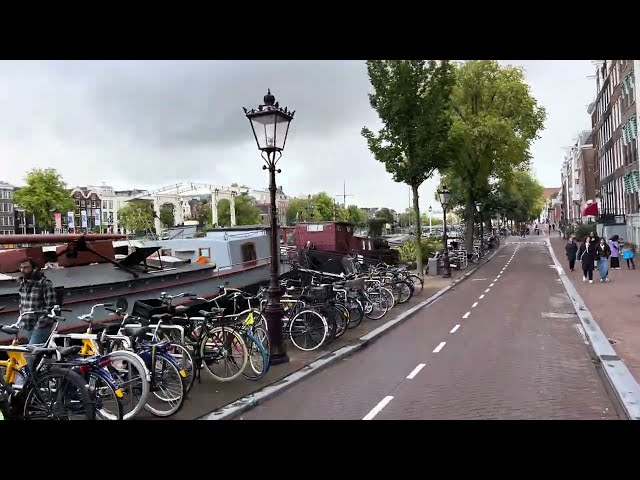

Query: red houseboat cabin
283;221;371;253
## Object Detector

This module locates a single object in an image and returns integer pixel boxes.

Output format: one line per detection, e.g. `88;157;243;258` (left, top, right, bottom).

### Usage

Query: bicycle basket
131;299;168;319
303;285;333;303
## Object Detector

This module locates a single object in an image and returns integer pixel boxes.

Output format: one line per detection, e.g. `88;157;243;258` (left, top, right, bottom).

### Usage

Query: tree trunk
412;183;423;276
465;197;475;251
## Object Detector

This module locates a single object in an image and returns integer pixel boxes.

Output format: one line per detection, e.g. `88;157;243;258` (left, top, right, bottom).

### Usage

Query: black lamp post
438;186;452;278
475;201;483;254
244;89;295;366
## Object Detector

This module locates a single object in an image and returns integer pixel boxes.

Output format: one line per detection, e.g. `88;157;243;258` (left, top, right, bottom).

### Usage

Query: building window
241;242;257;264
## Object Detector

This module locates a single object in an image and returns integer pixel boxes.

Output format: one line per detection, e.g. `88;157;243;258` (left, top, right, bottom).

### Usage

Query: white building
248;187;289;226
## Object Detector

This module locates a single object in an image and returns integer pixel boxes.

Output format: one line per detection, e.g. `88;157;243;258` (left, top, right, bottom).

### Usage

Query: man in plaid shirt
18;258;57;344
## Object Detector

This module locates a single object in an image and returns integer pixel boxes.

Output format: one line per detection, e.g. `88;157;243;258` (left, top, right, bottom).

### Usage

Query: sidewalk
159;246;504;420
549;236;640;385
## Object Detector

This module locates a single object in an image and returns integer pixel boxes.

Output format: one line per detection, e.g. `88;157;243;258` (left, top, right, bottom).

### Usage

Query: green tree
440;60;546;249
198;200;213;226
362;60;457;275
287;196;368;226
375;207;395;224
217;193;261;226
367;218;386;237
118;200;154;232
13;168;75;229
502;170;545;224
159;206;175;228
346;205;368;226
286;197;313;224
309;192;341;221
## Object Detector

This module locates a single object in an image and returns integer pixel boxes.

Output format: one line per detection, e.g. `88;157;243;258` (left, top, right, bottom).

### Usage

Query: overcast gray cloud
0;60;595;213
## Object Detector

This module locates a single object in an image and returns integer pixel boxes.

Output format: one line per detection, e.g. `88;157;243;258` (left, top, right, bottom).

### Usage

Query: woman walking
595;237;611;282
608;235;621;270
565;237;578;272
578;236;596;284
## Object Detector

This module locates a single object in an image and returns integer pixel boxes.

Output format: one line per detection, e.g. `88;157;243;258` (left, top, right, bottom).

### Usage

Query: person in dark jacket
595;237;611;282
577;236;597;284
565;237;578;271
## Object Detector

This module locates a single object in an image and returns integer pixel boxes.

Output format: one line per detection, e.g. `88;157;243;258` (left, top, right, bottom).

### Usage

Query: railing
597;213;626;225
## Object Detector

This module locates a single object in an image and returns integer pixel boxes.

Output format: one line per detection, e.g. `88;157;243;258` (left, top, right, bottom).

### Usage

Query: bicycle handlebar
18;305;71;321
77;303;113;321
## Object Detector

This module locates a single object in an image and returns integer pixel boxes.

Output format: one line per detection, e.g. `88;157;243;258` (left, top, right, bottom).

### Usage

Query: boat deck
0;261;216;295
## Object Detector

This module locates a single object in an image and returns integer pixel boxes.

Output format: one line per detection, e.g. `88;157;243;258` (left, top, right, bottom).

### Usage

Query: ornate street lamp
475;201;484;254
244;89;295;365
438;186;452;278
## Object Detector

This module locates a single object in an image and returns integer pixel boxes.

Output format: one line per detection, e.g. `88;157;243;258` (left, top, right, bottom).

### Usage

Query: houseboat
0;227;289;333
280;221;399;274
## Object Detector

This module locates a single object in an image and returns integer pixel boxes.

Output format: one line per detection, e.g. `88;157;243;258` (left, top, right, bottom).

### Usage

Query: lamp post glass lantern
438;186;452;278
244;90;295;366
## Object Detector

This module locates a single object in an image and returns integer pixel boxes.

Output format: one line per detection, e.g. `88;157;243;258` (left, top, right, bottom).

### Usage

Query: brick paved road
238;238;618;420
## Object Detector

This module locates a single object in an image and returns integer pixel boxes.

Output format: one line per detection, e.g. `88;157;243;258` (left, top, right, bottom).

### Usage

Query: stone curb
546;238;640;420
199;242;506;420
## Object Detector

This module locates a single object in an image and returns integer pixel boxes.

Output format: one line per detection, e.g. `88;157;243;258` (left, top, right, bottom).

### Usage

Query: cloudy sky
0;60;596;213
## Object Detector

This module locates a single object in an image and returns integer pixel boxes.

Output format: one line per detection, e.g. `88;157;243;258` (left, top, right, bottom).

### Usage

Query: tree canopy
13;168;75;229
117;200;154;232
285;192;368;226
439;60;547;248
362;60;458;274
159;206;175;228
216;193;261;227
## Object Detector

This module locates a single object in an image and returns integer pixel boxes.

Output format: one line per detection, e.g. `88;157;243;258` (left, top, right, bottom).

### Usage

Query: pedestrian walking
595;237;611;282
608;235;621;270
565;237;578;272
18;257;57;344
578;236;596;284
621;241;636;269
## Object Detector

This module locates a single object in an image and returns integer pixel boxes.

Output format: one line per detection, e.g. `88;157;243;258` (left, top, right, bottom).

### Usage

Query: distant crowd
564;232;634;284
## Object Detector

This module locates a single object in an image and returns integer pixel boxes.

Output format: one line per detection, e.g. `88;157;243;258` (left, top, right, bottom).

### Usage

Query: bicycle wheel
381;287;395;309
241;330;269;381
143;353;187;418
23;367;95;420
345;297;364;329
86;371;123;420
332;303;350;338
363;290;389;320
164;342;196;394
200;326;248;382
408;274;423;295
288;309;328;351
395;280;413;304
105;350;150;421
